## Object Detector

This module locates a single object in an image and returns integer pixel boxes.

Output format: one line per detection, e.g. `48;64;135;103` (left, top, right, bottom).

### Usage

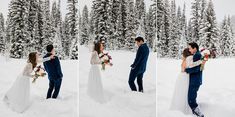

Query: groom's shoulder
194;51;202;59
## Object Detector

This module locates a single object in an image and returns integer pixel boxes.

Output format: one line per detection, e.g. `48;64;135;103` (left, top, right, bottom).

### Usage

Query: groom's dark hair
46;44;54;52
135;37;144;42
188;42;199;51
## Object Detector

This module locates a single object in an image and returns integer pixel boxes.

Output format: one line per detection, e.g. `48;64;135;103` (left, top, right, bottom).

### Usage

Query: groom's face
136;41;142;47
189;45;196;54
51;48;55;55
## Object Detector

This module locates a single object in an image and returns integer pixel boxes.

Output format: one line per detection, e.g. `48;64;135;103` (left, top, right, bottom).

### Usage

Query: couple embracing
170;42;206;117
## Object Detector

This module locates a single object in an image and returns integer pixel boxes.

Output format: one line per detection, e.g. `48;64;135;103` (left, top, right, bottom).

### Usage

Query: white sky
175;0;235;22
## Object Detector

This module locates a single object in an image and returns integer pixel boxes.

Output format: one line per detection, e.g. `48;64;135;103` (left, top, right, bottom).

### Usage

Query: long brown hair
94;42;102;54
28;52;37;69
182;48;192;58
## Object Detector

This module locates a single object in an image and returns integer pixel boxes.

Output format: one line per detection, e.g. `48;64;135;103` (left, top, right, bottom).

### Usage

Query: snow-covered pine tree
168;0;179;58
42;0;53;54
178;3;188;57
34;0;44;54
56;0;65;59
190;0;201;43
8;0;29;58
88;8;95;43
92;0;110;43
220;16;230;57
227;16;235;56
198;0;207;48
145;2;156;50
51;1;57;40
107;0;120;50
187;19;193;43
151;0;157;52
70;36;78;60
115;0;129;49
181;3;187;42
135;0;146;33
62;16;70;57
0;13;5;53
157;0;165;57
66;0;79;60
202;0;220;56
25;0;38;54
54;28;64;59
125;0;136;50
157;0;171;57
80;5;89;45
220;16;234;57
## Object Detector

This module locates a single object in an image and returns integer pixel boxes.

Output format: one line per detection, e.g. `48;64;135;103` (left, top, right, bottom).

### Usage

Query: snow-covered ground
0;56;78;117
157;58;235;117
79;46;156;117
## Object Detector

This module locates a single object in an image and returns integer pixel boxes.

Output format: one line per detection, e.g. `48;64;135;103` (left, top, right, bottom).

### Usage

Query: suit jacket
43;53;63;80
131;43;149;74
185;51;202;86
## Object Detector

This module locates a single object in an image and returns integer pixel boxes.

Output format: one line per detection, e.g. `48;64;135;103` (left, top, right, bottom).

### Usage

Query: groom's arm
55;57;63;78
185;66;200;74
131;47;144;69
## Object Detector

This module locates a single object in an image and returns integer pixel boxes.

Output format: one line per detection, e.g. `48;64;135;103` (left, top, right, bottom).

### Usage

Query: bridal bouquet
200;48;210;70
99;53;113;70
32;65;46;83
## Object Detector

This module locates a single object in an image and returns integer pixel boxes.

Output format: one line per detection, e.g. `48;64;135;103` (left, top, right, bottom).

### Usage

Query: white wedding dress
3;58;50;113
87;51;105;103
170;56;201;114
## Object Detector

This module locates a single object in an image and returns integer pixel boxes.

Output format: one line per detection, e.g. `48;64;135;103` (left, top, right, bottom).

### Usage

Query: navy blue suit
128;43;149;92
43;53;63;99
185;51;202;110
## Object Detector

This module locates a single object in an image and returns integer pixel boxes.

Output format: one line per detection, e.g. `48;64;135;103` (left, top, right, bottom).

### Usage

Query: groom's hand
130;64;135;69
49;55;55;59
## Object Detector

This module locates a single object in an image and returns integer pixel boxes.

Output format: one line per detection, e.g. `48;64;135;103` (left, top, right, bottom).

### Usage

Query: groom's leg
52;79;62;98
47;79;55;99
137;73;144;92
128;70;137;91
188;85;200;110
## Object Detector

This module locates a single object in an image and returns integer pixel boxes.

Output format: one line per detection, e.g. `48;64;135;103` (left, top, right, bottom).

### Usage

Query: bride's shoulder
25;62;33;67
186;55;193;60
92;51;98;55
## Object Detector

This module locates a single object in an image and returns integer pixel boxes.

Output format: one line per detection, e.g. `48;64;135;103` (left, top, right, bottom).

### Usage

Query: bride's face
36;53;39;62
100;44;104;51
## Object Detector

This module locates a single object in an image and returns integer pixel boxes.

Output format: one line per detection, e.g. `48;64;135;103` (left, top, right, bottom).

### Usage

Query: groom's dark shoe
139;90;144;93
193;107;204;117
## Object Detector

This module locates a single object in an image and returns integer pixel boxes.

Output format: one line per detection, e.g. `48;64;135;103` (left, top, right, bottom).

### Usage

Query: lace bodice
90;51;101;65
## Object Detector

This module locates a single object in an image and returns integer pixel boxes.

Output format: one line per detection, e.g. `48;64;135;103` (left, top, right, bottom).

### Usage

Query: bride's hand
49;55;55;59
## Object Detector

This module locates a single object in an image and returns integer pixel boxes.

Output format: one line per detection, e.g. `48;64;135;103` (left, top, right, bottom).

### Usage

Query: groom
128;37;149;93
185;42;205;117
43;45;63;99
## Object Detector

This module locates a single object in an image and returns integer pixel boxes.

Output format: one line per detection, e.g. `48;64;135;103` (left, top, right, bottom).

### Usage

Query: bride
170;48;202;114
3;52;53;113
87;42;105;103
